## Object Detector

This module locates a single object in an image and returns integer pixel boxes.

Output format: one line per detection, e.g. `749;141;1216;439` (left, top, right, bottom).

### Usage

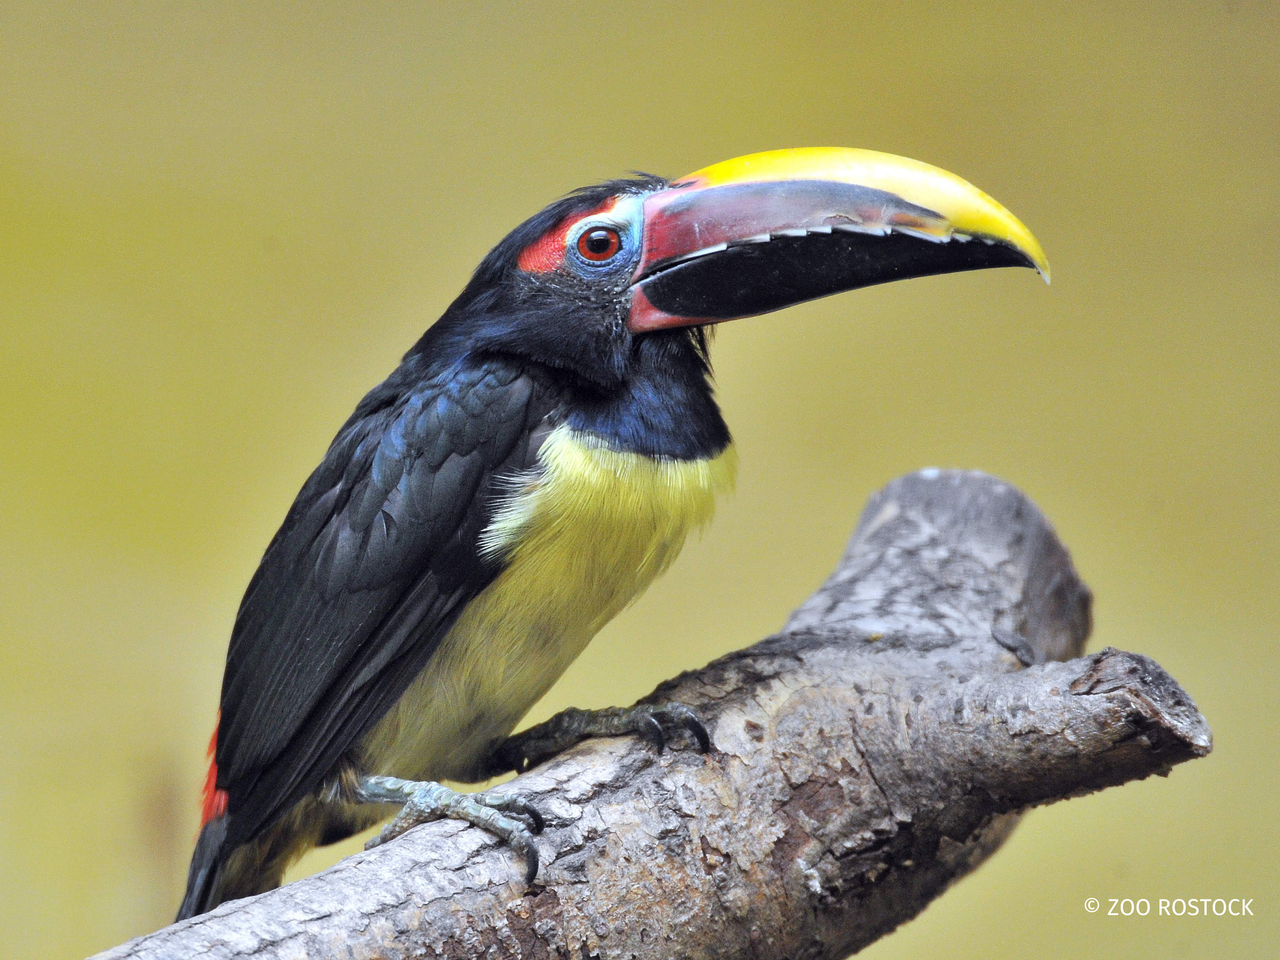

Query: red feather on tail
200;721;228;825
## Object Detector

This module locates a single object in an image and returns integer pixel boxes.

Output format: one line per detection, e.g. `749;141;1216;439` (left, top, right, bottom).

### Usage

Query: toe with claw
358;776;544;883
485;701;713;776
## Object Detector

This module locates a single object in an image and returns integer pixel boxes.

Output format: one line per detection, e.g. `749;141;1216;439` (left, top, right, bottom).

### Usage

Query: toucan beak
628;147;1049;333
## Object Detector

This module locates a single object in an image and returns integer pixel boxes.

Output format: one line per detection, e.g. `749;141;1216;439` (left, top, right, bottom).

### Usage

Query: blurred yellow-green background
2;2;1275;957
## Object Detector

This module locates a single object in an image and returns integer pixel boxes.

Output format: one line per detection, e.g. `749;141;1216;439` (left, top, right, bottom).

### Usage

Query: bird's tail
176;815;231;921
177;813;309;920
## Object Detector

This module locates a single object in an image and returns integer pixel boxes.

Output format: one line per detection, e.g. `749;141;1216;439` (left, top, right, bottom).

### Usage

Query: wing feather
213;359;552;845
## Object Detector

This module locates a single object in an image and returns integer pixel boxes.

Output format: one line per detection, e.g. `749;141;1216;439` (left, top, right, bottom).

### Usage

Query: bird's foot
486;702;711;775
356;776;544;882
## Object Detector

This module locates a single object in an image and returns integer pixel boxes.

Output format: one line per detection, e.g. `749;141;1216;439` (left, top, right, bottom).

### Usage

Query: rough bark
95;469;1212;960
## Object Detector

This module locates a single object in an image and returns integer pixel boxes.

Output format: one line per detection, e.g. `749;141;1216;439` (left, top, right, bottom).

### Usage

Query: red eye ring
577;227;622;262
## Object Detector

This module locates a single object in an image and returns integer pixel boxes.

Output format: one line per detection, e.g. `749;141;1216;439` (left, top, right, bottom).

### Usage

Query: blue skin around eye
565;226;636;277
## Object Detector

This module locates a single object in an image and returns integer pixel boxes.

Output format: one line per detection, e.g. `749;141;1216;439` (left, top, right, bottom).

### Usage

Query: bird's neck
561;331;731;461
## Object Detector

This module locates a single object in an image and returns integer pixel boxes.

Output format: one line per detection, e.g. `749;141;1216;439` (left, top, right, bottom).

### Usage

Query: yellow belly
361;424;736;782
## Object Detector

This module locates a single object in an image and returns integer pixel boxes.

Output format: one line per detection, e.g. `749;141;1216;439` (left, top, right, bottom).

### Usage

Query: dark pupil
585;230;614;255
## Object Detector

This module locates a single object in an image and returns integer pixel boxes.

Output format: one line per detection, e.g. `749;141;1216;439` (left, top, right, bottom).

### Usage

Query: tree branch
95;470;1211;960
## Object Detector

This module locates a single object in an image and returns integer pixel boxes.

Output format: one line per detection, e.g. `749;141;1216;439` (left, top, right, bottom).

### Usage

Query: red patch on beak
200;720;228;825
516;198;617;273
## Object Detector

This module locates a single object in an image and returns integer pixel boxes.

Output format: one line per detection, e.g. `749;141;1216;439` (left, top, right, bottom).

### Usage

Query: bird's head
432;148;1049;392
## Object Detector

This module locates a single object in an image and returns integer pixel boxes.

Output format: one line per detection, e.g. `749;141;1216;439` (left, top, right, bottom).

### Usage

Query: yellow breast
362;424;736;782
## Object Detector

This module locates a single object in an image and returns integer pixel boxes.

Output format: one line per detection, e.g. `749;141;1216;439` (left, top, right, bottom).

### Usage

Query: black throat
562;328;731;461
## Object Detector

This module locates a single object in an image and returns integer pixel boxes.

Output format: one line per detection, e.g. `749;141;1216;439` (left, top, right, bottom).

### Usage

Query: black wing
214;357;552;847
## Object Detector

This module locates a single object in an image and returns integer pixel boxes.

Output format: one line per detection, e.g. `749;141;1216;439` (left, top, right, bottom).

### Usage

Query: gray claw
643;704;712;755
637;712;667;752
519;840;540;884
679;711;711;753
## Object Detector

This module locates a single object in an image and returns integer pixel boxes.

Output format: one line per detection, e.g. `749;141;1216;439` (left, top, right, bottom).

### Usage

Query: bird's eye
577;227;622;262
